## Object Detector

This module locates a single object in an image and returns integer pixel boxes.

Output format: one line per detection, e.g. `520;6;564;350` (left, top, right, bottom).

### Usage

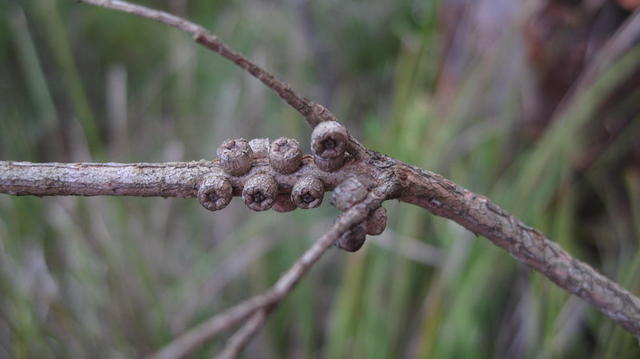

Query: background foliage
0;0;639;358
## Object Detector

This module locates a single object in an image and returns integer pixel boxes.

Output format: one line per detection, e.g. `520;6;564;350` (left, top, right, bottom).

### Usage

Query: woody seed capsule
336;223;367;252
242;174;278;211
197;176;232;211
249;138;270;159
269;137;302;174
311;121;348;159
291;176;324;209
330;177;368;211
217;138;253;176
366;206;387;236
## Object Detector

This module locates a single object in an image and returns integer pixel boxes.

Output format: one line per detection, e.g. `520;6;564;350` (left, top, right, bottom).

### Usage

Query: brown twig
396;161;640;335
215;309;270;359
150;291;273;359
76;0;332;127
0;156;375;202
148;185;393;359
0;1;637;357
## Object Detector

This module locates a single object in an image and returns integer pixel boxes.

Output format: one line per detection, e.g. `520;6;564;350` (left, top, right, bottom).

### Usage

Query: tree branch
149;185;392;359
215;309;269;359
0;157;358;198
0;161;207;198
397;161;640;335
0;2;637;357
3;153;639;338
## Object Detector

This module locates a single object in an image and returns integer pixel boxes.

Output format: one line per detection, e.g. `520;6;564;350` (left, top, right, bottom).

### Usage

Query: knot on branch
198;176;232;211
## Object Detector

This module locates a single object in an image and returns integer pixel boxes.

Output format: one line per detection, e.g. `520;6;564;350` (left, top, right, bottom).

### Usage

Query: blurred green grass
1;0;639;358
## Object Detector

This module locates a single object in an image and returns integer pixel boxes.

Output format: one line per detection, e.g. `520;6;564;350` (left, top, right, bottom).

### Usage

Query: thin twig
76;0;329;126
150;290;275;359
149;184;393;359
214;309;270;359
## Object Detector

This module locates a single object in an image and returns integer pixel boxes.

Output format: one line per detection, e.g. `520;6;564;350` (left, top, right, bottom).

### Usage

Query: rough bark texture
396;160;640;335
0;157;359;198
0;161;206;198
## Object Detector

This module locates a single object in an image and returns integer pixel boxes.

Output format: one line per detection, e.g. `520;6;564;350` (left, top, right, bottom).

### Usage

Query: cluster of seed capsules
198;121;386;252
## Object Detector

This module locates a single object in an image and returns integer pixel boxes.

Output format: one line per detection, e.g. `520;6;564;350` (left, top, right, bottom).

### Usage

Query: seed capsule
311;121;348;160
291;176;324;209
366;207;387;236
217;138;253;176
330;177;368;211
242;174;278;211
336;223;367;252
198;176;232;211
249;138;270;159
269;137;302;174
272;194;297;212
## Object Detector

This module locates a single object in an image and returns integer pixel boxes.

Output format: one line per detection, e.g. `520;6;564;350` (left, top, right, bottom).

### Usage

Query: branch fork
0;1;638;358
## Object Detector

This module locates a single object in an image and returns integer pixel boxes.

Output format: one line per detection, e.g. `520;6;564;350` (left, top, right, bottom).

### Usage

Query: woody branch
0;2;637;358
3;144;640;337
149;184;394;359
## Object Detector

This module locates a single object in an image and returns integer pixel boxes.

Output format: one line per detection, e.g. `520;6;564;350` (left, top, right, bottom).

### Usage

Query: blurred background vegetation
1;0;640;358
